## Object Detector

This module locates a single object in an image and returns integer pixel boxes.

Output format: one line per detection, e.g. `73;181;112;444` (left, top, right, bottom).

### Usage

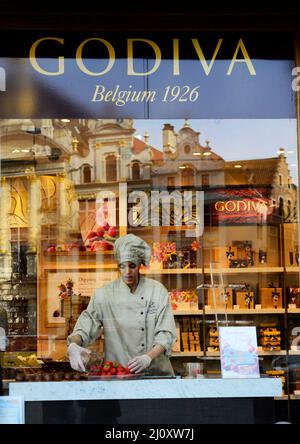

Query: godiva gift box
235;291;255;309
260;288;283;309
207;288;233;309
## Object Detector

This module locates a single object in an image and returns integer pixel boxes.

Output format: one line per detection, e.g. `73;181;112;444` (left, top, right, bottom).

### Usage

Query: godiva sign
29;37;256;77
0;32;296;118
214;199;273;213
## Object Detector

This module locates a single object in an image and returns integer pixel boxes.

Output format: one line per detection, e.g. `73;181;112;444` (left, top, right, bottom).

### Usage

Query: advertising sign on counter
0;396;25;424
219;326;260;379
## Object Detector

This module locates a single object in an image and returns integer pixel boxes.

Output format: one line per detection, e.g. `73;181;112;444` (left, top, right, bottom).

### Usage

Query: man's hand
127;354;152;373
67;342;91;372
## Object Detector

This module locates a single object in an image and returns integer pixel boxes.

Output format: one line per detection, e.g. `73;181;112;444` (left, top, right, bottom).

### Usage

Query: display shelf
287;350;300;355
171;352;204;357
173;310;203;315
204;308;285;315
276;395;300;401
205;350;288;358
44;251;115;256
287;308;300;314
142;267;285;275
141;268;202;275
43;262;118;270
285;267;300;273
258;351;287;356
204;267;284;274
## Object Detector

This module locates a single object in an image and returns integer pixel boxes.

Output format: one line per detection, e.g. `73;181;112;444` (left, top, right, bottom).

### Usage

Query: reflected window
82;165;91;183
279;197;284;217
168;176;175;187
132;162;140;180
184;144;191;154
202;174;210;188
181;166;194;187
106;155;117;182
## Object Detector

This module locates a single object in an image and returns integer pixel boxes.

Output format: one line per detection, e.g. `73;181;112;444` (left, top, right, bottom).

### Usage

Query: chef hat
114;234;152;266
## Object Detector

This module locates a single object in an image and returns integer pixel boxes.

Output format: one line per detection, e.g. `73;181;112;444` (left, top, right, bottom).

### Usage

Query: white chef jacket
68;276;177;376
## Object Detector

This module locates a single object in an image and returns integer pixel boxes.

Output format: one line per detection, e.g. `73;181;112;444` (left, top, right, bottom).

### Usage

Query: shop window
132;162;140;180
82;165;91;183
106;155;117;182
287;200;292;219
181;166;194;187
168;176;175;187
278;197;284;217
202;174;210;188
184;144;191;154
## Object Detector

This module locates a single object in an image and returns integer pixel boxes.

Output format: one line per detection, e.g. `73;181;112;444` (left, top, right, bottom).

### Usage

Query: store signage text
29;37;256;77
214;199;273;214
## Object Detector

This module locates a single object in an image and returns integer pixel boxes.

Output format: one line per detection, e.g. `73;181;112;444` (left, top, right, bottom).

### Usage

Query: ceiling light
12;149;20;153
179;165;186;169
21;149;30;153
234;164;243;168
193;152;201;156
61;119;70;123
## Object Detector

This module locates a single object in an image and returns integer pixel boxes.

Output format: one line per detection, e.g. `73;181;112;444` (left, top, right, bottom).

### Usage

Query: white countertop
9;377;282;402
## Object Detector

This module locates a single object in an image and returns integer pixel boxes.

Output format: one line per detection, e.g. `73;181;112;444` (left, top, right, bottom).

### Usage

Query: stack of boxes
259;326;281;352
207;326;219;352
181;317;201;352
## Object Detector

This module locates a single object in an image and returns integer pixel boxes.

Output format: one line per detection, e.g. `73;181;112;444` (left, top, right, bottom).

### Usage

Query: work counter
9;377;282;424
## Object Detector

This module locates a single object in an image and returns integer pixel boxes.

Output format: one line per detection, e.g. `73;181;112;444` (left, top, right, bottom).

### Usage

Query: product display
180;317;201;352
235;288;255;309
207;326;219;352
259;327;281;352
206;288;233;310
169;289;198;311
288;287;300;308
260;287;283;309
0;118;299;421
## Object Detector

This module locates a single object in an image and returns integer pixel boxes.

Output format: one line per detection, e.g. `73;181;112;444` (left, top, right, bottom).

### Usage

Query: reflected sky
133;118;298;184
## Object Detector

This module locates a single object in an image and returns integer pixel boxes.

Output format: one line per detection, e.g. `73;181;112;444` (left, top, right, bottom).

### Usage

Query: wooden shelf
143;267;285;275
287;308;300;314
141;268;201;275
288;350;300;355
173;310;203;315
204;267;284;274
43;263;118;270
171;352;203;357
204;308;285;314
276;395;300;401
44;251;115;256
204;350;288;358
285;267;300;273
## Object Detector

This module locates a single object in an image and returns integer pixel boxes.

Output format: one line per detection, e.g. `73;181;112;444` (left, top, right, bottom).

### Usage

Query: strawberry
110;368;117;375
104;361;112;367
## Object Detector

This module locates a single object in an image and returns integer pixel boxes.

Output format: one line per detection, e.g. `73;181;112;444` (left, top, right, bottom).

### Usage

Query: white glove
127;354;152;374
67;342;91;372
